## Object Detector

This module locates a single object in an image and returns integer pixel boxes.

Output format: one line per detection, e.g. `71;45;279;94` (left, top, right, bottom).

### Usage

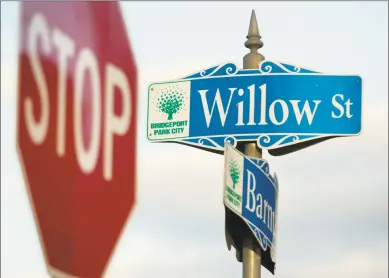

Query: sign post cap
245;10;264;50
244;9;265;69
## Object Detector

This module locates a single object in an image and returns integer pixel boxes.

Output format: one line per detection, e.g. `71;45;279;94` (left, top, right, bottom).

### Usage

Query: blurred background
1;1;388;277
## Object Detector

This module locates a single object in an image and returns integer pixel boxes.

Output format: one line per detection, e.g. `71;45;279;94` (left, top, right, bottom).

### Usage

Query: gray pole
241;9;264;278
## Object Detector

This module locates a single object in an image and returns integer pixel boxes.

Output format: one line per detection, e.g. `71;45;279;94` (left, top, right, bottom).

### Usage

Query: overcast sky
1;1;388;278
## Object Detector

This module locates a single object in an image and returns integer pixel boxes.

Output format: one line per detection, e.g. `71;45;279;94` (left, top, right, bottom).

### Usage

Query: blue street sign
147;60;362;153
223;142;279;264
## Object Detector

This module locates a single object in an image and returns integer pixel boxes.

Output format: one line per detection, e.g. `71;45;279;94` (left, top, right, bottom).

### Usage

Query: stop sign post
16;2;137;277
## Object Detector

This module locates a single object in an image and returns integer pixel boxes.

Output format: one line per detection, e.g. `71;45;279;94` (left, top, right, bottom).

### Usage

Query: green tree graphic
229;159;240;189
157;88;184;120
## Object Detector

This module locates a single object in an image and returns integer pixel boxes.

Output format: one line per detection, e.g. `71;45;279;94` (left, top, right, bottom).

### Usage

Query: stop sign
16;2;137;277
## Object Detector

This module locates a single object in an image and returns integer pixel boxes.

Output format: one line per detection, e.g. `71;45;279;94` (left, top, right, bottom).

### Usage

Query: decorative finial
243;9;265;69
245;10;263;50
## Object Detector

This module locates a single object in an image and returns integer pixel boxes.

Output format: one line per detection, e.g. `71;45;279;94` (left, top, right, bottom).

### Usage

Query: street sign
223;142;279;273
147;61;362;154
16;2;137;277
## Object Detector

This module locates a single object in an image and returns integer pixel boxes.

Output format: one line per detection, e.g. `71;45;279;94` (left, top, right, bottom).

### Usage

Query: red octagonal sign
16;2;137;277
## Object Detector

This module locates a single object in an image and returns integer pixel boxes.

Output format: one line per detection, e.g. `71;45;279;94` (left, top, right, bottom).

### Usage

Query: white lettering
266;204;274;231
290;100;321;125
236;89;245;126
74;49;101;174
25;13;51;145
258;84;268;125
269;100;289;125
52;28;75;157
331;94;344;118
331;94;354;119
245;170;256;212
198;88;236;127
103;63;131;181
263;200;268;225
23;13;132;181
256;193;263;219
345;98;353;118
247;84;256;125
242;168;276;233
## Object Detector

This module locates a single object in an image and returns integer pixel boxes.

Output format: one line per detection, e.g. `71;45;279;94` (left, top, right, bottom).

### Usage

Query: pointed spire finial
248;10;260;37
243;9;265;69
245;9;263;50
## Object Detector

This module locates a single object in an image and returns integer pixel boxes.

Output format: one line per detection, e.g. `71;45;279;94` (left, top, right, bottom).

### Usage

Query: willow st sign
147;61;362;153
146;9;364;277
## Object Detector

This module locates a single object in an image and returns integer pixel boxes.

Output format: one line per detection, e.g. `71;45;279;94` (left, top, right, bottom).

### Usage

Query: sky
1;1;388;278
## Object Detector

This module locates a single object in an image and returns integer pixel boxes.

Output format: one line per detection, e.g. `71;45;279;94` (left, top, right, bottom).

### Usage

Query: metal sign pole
241;10;265;278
